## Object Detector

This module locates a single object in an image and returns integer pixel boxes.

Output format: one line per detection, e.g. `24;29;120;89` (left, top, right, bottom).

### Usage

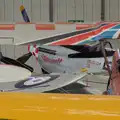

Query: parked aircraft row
0;5;120;95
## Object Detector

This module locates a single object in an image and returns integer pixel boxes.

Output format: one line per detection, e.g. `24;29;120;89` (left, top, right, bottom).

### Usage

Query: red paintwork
36;24;55;30
50;23;117;45
76;24;96;30
0;24;15;30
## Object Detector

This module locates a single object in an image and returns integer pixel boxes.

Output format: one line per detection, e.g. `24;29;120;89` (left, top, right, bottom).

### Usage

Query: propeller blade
16;52;32;64
1;56;33;72
20;5;30;22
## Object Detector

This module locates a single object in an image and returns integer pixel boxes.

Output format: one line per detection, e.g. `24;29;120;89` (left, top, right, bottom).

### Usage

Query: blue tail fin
20;5;30;22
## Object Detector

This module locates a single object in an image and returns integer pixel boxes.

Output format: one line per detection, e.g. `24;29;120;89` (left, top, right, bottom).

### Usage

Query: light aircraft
20;5;120;94
0;5;119;94
0;5;120;120
19;5;119;74
0;51;87;93
0;93;120;120
0;42;120;119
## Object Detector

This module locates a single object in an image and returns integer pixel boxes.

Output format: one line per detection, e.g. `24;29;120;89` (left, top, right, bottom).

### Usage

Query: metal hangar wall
0;0;101;22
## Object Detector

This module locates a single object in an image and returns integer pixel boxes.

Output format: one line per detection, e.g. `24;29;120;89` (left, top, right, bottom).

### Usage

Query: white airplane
0;51;87;93
27;42;114;74
18;5;118;74
0;5;119;93
0;5;119;94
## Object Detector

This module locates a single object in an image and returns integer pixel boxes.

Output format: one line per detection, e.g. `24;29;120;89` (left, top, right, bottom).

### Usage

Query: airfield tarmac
83;73;109;94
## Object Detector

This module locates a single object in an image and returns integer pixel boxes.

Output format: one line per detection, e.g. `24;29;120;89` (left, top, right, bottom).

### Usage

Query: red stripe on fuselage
50;23;117;45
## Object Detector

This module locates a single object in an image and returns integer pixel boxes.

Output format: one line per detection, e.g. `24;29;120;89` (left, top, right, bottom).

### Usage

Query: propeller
0;52;33;72
16;52;32;64
20;5;30;22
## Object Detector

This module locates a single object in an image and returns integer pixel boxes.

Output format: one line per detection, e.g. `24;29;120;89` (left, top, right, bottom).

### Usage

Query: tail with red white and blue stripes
19;5;120;45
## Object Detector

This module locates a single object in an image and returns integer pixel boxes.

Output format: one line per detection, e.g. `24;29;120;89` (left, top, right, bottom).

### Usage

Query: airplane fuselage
35;45;113;74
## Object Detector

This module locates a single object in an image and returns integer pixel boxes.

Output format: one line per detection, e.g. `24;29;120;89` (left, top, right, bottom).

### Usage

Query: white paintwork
24;76;51;86
0;72;87;92
0;64;31;82
0;37;14;44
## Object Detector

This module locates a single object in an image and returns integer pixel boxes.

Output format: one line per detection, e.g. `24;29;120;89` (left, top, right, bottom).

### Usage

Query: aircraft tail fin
20;5;30;22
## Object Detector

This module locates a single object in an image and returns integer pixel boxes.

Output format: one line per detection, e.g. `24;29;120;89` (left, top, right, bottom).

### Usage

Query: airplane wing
0;64;31;82
0;92;120;120
19;5;120;46
41;22;120;46
0;70;87;93
0;22;120;46
0;5;120;46
19;6;120;45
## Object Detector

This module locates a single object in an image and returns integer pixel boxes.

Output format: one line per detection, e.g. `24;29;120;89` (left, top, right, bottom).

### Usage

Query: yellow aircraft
0;92;120;120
